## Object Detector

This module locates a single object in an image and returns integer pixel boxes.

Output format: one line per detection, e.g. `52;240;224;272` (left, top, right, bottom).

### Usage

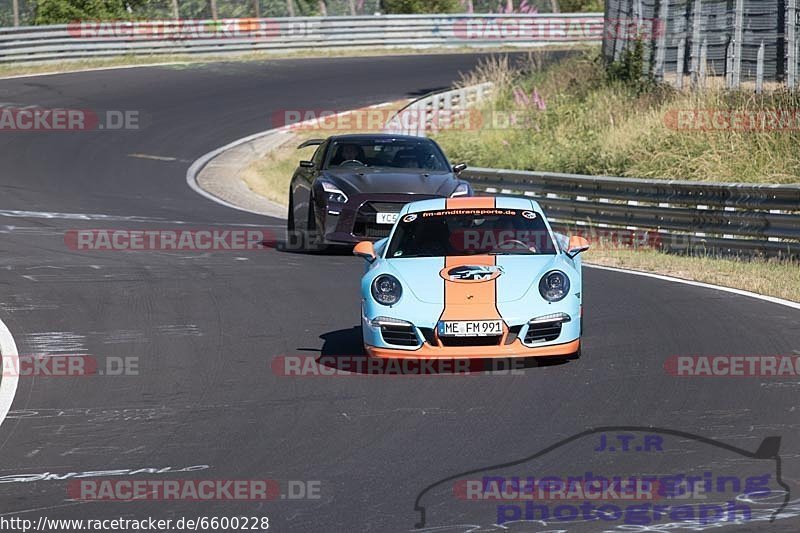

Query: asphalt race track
0;53;799;532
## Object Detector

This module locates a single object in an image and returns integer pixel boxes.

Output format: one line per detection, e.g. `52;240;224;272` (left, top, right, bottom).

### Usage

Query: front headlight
371;275;403;306
450;182;470;197
320;180;348;204
539;270;570;302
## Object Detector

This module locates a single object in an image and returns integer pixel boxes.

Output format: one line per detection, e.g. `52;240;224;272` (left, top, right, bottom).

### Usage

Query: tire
287;192;296;231
285;193;306;252
303;197;328;253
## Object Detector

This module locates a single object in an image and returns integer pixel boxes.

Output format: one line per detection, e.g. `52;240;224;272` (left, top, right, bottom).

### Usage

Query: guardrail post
613;0;627;62
654;0;669;81
726;40;735;88
732;0;744;88
756;40;765;93
789;0;798;89
690;0;703;86
699;38;708;89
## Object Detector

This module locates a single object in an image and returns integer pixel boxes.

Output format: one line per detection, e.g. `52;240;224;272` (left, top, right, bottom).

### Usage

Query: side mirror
353;241;377;262
453;163;468;174
566;236;590;258
300;160;314;168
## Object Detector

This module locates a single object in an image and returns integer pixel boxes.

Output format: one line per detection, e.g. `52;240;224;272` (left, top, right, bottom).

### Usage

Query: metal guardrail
0;14;603;64
384;83;800;257
384;82;494;137
465;167;800;257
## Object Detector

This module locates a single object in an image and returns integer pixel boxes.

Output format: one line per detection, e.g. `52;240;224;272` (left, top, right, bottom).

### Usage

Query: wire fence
603;0;800;91
0;0;569;28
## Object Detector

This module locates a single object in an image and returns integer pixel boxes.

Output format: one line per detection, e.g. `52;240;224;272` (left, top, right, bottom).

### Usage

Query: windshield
324;139;449;171
386;208;557;258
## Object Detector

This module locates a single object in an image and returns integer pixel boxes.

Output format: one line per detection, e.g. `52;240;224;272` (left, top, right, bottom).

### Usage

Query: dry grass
586;247;800;303
241;135;307;206
435;51;800;184
439;52;800;301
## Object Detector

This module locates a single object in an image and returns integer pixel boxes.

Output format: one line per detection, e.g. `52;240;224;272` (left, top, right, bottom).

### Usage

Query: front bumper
362;310;581;360
321;193;440;244
366;339;580;359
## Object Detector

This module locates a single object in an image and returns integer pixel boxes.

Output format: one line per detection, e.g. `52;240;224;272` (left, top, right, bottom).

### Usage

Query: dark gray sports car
287;134;472;249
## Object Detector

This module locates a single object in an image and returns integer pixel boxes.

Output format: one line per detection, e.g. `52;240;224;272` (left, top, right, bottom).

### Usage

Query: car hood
321;169;457;196
383;254;564;304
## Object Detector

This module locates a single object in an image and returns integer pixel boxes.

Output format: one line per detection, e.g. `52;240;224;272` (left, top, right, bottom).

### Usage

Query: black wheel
287;192;296;231
285;193;306;252
303;196;328;253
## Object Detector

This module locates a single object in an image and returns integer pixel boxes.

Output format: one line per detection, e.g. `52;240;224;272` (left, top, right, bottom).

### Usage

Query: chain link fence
603;0;800;90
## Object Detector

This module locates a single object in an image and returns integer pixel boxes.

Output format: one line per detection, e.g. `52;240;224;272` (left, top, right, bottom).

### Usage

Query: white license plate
376;212;399;225
439;320;503;337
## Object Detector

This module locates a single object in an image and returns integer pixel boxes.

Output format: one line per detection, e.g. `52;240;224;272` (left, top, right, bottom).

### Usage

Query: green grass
436;52;800;184
586;247;800;303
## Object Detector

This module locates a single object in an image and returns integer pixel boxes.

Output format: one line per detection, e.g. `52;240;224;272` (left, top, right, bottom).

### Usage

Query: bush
34;0;136;24
381;0;461;14
558;0;604;12
606;38;655;92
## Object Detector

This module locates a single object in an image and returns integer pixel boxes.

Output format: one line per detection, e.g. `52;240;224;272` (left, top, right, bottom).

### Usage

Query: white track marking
0;62;194;81
127;153;179;162
185;129;289;216
185;101;403;216
0;318;20;431
585;263;800;311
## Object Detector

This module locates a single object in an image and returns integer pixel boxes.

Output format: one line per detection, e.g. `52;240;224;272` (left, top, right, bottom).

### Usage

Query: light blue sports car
353;196;589;360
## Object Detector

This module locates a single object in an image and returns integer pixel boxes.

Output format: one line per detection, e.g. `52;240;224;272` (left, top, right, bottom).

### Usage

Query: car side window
311;142;327;168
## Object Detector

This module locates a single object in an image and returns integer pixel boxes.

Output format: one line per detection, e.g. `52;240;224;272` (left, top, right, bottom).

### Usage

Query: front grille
352;201;406;239
381;325;419;347
524;321;563;344
363;202;406;213
439;335;503;347
354;223;392;239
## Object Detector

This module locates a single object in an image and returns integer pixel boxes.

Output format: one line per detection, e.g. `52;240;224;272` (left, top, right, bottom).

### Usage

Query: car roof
401;196;542;214
327;133;435;143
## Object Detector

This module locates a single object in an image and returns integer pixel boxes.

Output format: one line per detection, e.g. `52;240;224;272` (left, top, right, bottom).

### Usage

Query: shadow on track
314;326;572;376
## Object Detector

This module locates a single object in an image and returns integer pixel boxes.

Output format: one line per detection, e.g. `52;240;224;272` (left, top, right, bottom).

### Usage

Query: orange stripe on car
445;196;495;209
